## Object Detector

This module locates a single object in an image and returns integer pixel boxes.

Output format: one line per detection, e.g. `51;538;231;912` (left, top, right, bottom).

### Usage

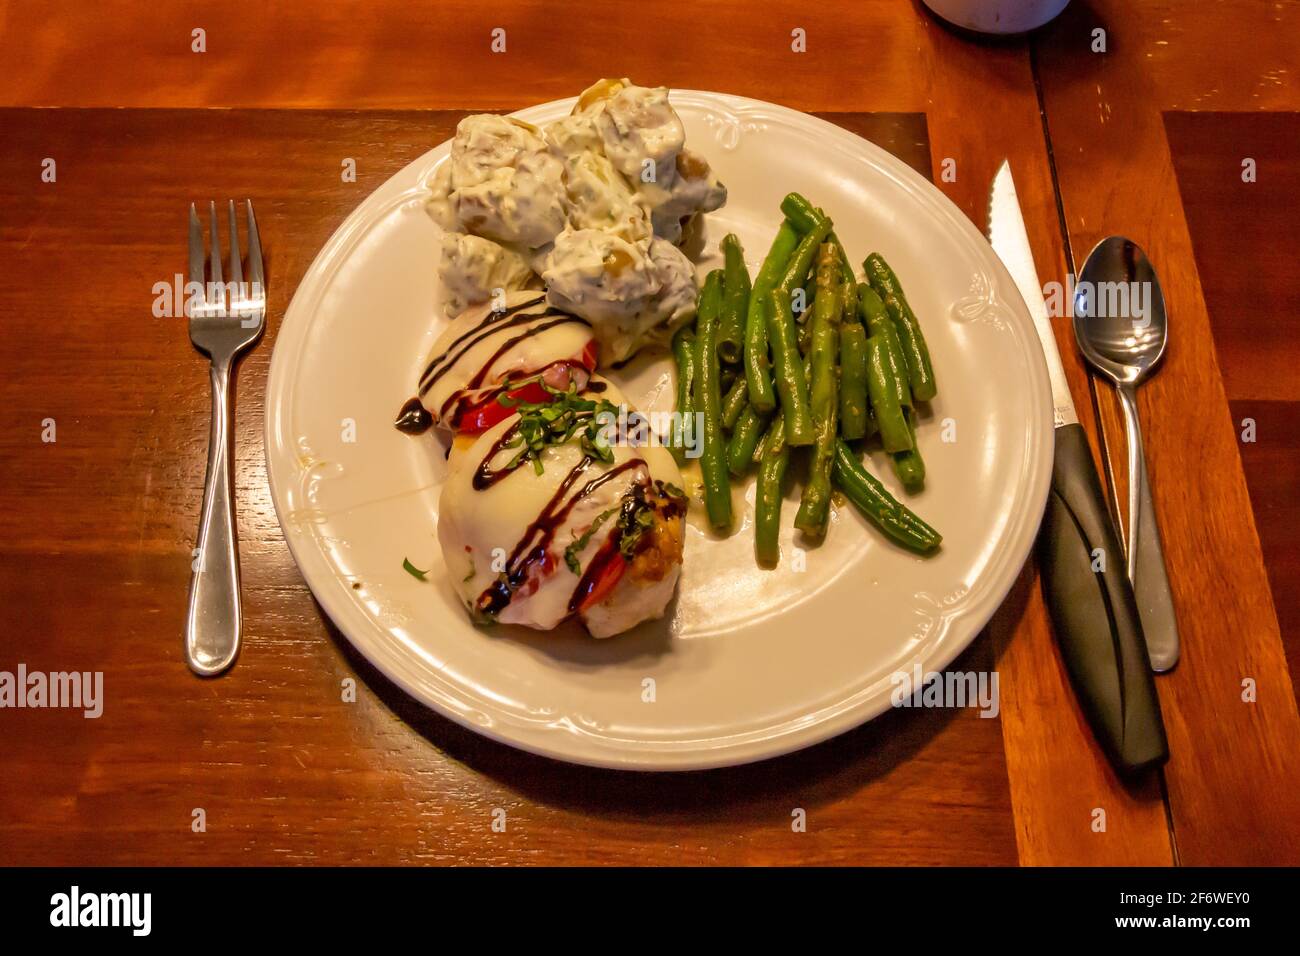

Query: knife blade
987;160;1168;774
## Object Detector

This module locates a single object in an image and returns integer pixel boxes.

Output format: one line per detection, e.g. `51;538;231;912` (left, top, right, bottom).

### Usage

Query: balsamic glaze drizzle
420;300;579;398
394;396;434;435
396;296;595;438
417;294;545;389
474;458;649;617
439;317;589;421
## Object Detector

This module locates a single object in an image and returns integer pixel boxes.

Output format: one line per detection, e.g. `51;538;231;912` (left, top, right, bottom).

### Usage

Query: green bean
858;284;912;410
765;288;815;446
717;234;749;366
777;217;832;298
744;221;799;413
721;375;748;430
694;270;731;529
795;243;841;536
839;322;869;440
864;253;937;401
780;193;856;286
671;325;696;465
841;278;858;323
865;334;912;453
780;193;820;233
832;440;941;553
754;411;789;567
863;408;879;441
727;404;770;477
891;408;925;492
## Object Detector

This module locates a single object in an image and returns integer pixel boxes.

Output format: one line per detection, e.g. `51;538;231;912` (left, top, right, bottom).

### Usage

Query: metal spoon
1074;237;1179;672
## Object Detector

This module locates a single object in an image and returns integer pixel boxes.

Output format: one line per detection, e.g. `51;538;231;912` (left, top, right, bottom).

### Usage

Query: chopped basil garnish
618;506;657;561
498;382;618;477
564;505;620;575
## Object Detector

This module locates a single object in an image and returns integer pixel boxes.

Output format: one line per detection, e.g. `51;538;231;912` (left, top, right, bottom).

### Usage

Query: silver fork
185;200;266;676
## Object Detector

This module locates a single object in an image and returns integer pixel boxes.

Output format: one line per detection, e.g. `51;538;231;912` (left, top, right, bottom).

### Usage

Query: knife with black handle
1040;423;1168;771
989;161;1168;774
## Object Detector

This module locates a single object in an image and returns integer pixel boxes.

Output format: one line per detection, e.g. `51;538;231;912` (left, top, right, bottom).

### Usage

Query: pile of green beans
671;203;943;561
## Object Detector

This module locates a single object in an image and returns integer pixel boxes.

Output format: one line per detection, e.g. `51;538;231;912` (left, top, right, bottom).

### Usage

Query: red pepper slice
573;547;627;613
454;380;551;433
453;346;600;435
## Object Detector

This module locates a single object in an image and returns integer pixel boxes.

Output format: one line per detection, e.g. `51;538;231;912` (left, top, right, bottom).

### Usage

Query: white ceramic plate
266;91;1052;770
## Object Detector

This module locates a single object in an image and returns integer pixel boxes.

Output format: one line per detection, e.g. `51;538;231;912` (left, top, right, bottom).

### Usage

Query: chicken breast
438;378;686;637
408;292;597;433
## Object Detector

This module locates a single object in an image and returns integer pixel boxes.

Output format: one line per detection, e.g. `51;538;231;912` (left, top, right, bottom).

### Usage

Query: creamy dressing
438;232;535;316
432;114;567;248
542;230;697;362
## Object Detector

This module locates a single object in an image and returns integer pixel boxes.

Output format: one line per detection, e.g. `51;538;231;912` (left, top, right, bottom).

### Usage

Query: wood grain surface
1164;111;1300;683
0;0;1294;866
1034;0;1300;865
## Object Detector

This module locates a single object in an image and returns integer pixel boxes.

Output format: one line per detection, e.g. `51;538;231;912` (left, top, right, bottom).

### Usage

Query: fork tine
188;204;206;309
227;200;243;288
208;200;223;314
245;200;264;294
227;200;243;318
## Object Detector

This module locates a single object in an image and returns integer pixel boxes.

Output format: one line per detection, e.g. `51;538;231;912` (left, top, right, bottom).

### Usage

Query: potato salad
426;78;727;362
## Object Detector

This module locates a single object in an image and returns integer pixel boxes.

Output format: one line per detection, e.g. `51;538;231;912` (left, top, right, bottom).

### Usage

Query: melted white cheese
438;378;684;635
419;292;595;425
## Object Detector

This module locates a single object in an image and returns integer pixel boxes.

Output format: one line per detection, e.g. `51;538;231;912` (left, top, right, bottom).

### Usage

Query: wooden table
1;0;1296;866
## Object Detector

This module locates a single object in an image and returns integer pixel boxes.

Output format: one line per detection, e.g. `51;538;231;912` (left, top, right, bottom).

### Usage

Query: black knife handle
1037;423;1169;774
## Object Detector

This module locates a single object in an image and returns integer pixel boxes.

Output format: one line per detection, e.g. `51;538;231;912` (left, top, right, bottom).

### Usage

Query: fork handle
185;359;242;676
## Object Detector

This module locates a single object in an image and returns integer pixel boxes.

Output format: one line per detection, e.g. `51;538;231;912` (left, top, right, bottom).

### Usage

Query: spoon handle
1117;384;1180;672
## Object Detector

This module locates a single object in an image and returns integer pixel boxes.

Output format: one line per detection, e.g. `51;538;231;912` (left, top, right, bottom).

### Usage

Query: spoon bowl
1074;236;1168;386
